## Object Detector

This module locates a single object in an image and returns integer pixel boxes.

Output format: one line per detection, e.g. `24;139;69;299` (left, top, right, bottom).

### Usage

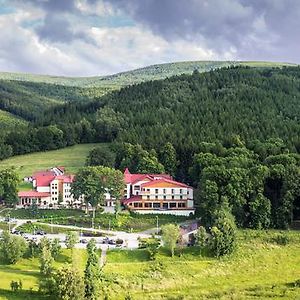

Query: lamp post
8;213;11;232
50;216;53;234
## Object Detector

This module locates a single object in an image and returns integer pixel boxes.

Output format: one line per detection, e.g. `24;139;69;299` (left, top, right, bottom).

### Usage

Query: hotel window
134;186;140;190
178;202;186;208
163;189;166;193
180;195;183;199
145;203;152;208
170;202;176;208
180;189;182;193
163;203;168;209
172;195;174;200
155;195;158;199
134;202;139;208
171;189;174;194
155;189;158;194
147;188;150;192
153;203;160;208
147;195;150;200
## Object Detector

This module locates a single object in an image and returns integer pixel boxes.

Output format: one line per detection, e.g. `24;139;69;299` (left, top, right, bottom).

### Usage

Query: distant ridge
0;60;296;88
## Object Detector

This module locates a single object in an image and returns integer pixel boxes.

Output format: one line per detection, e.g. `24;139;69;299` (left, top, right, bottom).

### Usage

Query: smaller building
17;168;78;208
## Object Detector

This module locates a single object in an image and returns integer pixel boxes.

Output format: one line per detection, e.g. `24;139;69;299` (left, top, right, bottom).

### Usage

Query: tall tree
159;142;178;176
71;166;124;216
0;231;27;264
40;243;54;276
84;239;101;300
0;168;19;206
54;265;85;300
161;224;180;257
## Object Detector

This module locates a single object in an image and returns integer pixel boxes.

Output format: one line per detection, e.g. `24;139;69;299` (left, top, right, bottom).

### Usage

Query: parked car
80;239;88;244
36;230;45;235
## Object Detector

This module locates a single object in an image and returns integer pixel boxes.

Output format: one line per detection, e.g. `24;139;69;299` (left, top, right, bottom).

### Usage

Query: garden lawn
0;208;85;220
0;143;106;179
49;212;190;232
104;230;300;299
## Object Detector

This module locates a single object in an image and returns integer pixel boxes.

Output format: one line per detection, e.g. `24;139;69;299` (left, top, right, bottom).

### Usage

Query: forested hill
3;66;300;176
40;66;300;151
0;80;112;121
0;61;295;87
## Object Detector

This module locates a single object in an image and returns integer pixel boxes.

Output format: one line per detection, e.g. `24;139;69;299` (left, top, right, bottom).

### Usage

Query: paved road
0;219;153;250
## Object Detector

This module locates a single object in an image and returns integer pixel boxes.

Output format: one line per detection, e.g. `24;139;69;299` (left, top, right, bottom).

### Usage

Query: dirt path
100;245;107;268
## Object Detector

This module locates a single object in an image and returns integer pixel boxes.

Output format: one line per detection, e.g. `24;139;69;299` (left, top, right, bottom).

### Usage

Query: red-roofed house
18;168;78;208
122;169;194;216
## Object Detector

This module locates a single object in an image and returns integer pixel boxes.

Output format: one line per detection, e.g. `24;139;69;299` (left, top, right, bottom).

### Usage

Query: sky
0;0;299;76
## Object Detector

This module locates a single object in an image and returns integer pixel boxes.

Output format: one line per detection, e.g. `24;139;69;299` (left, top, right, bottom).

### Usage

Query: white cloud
0;6;230;76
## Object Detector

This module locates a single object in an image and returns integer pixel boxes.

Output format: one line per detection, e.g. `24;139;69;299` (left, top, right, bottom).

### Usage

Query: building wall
36;186;50;193
132;209;194;216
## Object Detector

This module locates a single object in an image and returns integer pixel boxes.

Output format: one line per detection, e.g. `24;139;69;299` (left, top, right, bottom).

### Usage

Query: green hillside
0;109;27;130
0;60;296;122
0;80;112;120
0;61;296;87
0;143;104;179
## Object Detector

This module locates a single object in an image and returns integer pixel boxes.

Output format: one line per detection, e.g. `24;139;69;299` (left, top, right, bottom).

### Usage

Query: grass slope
0;249;87;300
0;143;105;179
104;230;300;299
0;110;27;130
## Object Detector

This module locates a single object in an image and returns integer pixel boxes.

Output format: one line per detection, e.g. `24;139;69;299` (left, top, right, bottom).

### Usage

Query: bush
0;231;28;264
10;280;22;292
272;232;290;245
209;211;237;257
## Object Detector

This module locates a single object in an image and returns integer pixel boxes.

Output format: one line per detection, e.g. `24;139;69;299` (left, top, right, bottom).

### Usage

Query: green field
0;249;87;300
104;230;300;299
0;143;105;179
0;230;299;299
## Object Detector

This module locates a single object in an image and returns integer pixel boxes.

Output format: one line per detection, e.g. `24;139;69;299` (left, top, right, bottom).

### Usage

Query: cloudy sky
0;0;299;76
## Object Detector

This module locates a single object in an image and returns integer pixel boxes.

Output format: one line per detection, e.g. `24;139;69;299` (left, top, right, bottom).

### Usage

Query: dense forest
1;65;300;228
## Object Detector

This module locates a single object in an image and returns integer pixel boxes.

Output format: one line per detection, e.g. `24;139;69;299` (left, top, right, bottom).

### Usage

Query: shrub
0;231;28;264
273;232;290;245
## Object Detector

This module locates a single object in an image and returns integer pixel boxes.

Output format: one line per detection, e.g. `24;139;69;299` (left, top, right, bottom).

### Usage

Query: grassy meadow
0;143;105;179
0;230;299;299
104;230;300;299
0;249;87;300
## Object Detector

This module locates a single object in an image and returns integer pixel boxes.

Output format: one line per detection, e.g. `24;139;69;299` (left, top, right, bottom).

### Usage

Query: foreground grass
0;143;106;179
0;249;86;300
104;230;300;299
0;230;299;299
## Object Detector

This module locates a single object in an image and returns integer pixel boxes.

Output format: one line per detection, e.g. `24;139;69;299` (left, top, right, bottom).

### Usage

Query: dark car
36;230;45;235
80;239;88;244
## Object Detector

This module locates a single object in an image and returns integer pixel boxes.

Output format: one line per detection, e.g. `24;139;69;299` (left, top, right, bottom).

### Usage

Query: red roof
35;174;56;187
122;195;142;204
123;168;172;184
141;178;191;188
54;175;75;183
18;191;50;198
